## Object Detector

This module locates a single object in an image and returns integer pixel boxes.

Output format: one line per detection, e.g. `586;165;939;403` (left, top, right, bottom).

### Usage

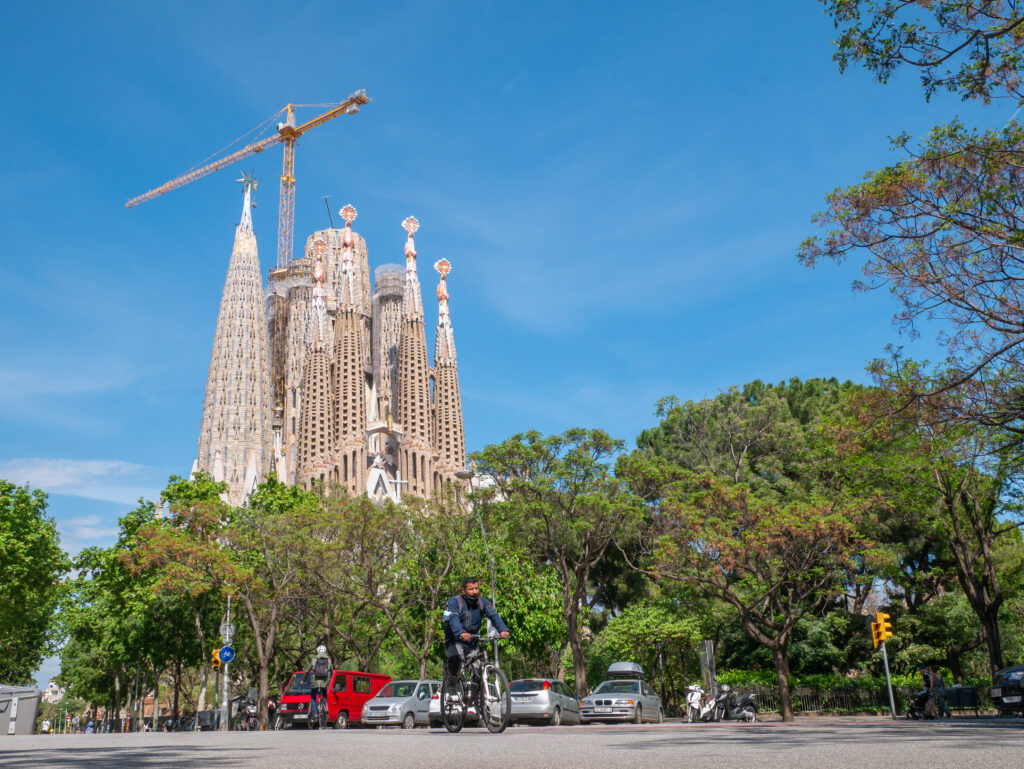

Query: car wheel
333;712;347;729
548;707;561;727
633;705;642;725
402;712;415;729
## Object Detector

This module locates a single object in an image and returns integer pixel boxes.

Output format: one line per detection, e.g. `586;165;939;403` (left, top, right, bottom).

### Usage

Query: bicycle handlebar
469;633;507;642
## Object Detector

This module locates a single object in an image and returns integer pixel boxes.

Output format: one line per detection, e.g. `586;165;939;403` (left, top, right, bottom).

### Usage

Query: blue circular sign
219;646;235;663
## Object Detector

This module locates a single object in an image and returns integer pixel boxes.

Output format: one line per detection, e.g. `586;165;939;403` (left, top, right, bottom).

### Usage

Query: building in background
194;188;466;505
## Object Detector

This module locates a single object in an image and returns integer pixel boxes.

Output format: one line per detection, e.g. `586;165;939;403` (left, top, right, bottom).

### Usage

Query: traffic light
876;611;894;643
211;648;221;672
871;621;881;649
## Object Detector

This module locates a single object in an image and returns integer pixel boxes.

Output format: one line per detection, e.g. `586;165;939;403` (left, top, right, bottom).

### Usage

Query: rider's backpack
314;656;330;678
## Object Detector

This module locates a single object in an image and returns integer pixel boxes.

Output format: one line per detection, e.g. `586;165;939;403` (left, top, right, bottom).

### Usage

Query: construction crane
126;90;370;425
126;89;369;269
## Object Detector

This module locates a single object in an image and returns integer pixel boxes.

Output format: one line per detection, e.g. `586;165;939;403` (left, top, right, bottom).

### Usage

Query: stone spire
395;216;434;497
332;204;368;495
296;239;336;489
194;174;273;505
432;258;465;479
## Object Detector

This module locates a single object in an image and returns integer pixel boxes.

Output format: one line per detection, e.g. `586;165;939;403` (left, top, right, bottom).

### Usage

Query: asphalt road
3;718;1022;769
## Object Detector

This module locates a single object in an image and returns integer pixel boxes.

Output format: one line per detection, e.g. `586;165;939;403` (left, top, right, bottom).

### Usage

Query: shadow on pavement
0;746;261;768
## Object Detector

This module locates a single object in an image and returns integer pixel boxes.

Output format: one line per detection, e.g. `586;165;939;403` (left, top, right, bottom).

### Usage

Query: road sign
219;646;235;663
220;622;236;638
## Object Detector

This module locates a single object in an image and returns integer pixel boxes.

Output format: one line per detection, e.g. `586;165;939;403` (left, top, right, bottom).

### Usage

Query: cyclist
308;644;333;723
443;577;510;686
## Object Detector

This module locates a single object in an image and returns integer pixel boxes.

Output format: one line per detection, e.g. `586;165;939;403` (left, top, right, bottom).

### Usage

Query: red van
277;669;391;729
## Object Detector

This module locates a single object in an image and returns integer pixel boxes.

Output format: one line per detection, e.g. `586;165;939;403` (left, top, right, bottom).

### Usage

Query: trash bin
0;686;42;735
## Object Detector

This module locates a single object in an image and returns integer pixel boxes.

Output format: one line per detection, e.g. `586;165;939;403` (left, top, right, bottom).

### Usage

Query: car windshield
377;682;417;698
511;680;549;693
593;681;639;695
285;673;313;695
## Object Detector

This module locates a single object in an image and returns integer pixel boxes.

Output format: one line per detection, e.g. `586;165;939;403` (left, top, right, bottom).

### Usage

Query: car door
558;682;581;724
641;682;658;721
412;683;430;724
330;673;348;721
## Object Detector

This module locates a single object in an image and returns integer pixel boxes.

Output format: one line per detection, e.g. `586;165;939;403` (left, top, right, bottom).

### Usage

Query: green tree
652;476;871;721
0;481;69;684
472;428;645;695
824;1;1024;103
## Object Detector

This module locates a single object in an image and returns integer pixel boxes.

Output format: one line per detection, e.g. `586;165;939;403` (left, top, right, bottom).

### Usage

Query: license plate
513;696;525;702
595;707;611;713
991;688;1002;697
1003;695;1022;703
294;713;307;720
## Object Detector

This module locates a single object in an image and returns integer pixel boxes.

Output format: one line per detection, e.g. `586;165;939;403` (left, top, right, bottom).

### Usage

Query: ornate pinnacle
434;258;451;279
340;204;357;227
402;216;420;236
236;169;258;194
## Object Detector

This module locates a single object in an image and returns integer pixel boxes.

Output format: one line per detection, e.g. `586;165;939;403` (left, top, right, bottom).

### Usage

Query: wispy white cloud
61;514;120;543
0;458;159;505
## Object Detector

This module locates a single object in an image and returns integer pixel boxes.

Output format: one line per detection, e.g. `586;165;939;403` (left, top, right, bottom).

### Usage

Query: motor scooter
713;684;757;722
685;683;719;722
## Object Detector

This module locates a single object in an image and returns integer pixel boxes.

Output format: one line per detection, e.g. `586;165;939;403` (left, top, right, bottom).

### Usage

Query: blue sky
1;0;1010;571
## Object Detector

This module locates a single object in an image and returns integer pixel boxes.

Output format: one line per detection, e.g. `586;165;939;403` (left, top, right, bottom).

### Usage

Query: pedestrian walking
930;666;951;718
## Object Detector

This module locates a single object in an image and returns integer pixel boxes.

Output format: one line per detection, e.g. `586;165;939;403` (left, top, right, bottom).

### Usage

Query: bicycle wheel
440;676;466;733
478;664;511;734
318;699;329;730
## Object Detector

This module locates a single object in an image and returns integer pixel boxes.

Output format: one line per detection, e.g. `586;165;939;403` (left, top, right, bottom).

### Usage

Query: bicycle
440;633;511;734
308;680;329;729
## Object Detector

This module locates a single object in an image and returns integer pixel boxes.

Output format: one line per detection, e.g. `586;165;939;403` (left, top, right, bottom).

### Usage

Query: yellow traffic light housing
876;611;893;643
871;621;881;649
211;648;221;672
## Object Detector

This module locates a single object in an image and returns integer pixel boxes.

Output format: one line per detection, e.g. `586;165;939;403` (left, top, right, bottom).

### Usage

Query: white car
362;680;440;728
428;685;483;727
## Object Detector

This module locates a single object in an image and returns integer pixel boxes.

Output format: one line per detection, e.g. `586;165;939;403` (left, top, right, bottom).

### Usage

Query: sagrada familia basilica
191;178;466;506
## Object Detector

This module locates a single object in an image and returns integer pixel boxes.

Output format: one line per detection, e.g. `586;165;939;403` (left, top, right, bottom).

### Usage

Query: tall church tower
193;174;273;505
395;217;434;498
431;258;466;482
331;204;369;495
295;242;335;489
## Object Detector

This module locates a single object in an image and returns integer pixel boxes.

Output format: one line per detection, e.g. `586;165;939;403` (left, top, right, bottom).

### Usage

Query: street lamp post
455;470;499;666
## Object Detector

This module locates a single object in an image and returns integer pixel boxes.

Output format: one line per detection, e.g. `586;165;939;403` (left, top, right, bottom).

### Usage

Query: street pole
220;596;231;731
456;470;499;666
880;641;897;719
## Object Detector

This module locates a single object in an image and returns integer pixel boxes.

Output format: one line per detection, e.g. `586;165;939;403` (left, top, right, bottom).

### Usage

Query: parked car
276;669;391;729
991;664;1024;715
510;678;581;725
428;684;486;728
579;662;663;724
361;680;441;728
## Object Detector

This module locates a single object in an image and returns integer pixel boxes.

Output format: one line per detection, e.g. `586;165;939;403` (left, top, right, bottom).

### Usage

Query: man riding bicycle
443;577;510;684
308;645;333;723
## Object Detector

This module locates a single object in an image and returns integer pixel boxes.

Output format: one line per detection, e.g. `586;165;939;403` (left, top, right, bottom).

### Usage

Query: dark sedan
991;664;1024;715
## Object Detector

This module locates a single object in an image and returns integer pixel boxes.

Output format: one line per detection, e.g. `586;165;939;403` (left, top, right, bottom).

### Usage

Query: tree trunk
566;603;587;696
981;609;1005;676
152;663;160;729
196;665;209;731
173;659;181;727
113;671;121;732
771;645;794;722
258;661;271;731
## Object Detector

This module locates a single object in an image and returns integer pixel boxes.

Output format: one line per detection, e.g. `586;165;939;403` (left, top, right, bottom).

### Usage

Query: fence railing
733;684;991;715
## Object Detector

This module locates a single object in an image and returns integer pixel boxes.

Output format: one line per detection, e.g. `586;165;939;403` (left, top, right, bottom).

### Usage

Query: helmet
720;684;731;692
316;645;327;655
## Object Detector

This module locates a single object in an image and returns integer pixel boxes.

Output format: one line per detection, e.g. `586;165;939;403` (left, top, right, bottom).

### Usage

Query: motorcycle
685;683;719;722
713;684;757;722
241;698;259;730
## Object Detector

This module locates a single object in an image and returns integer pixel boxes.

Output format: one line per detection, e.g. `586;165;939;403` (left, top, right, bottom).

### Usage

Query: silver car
510;678;581;725
579;679;663;724
361;679;440;728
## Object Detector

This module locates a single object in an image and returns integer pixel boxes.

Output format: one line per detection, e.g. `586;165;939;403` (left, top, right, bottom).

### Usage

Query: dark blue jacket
443;594;509;645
